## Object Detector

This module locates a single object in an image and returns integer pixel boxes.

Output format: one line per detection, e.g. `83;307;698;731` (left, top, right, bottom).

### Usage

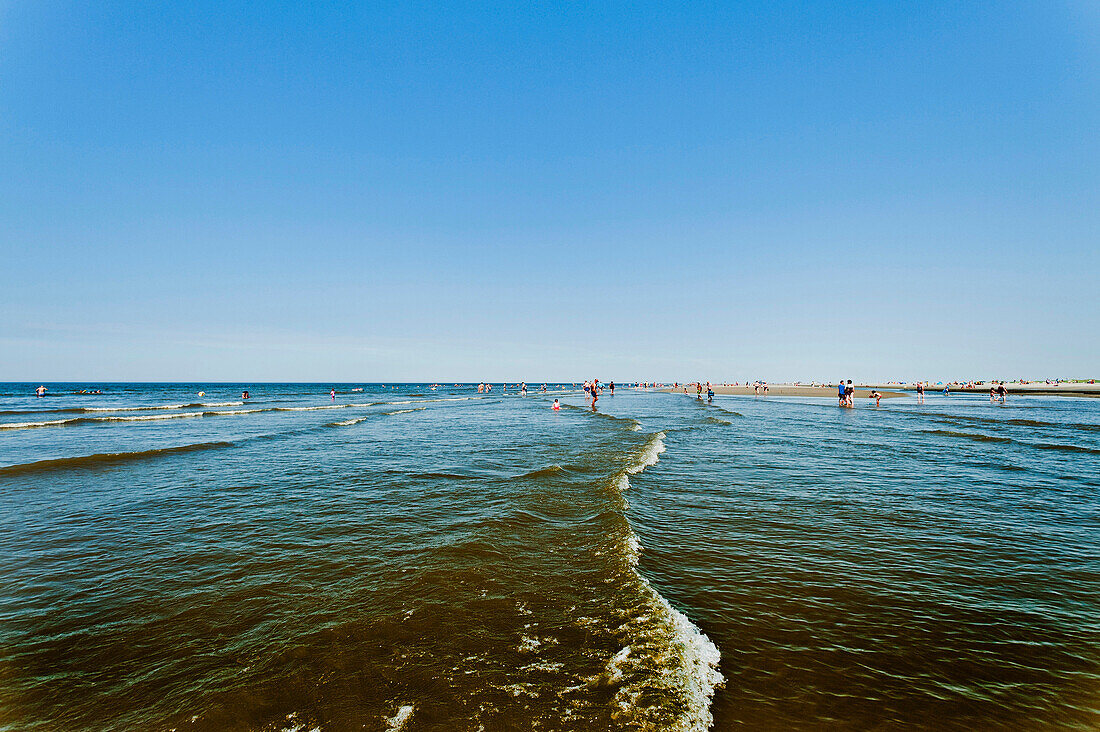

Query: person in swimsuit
838;380;846;406
552;399;561;410
845;380;854;407
331;388;336;401
35;385;47;397
916;381;925;404
870;390;882;406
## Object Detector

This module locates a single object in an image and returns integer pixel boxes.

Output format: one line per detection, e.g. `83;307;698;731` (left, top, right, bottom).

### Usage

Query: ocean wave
1032;442;1100;455
384;407;428;416
923;429;1013;444
625;432;666;475
704;416;733;426
0;441;235;476
600;430;723;731
94;412;206;422
330;416;371;427
0;417;90;430
0;407;273;429
514;465;564;479
82;401;245;412
274;405;350;412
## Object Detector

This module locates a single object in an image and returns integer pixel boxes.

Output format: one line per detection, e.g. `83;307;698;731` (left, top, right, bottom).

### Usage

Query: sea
1;383;1097;731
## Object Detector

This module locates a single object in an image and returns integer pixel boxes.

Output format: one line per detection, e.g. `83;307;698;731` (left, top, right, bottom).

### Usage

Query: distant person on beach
707;386;714;402
943;385;950;396
331;388;336;401
916;381;925;404
845;380;854;407
35;385;47;397
552;399;561;410
870;390;882;406
591;379;599;409
521;382;528;396
609;381;615;396
838;380;846;406
697;383;703;398
998;382;1008;403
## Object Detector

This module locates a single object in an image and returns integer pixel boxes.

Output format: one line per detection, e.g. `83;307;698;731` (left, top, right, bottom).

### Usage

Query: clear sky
2;1;1098;383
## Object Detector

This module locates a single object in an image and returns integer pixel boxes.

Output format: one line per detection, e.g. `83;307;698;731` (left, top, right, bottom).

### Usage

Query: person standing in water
916;381;925;404
838;380;846;407
331;388;336;401
609;381;615;396
552;398;561;410
591;379;599;410
521;382;527;396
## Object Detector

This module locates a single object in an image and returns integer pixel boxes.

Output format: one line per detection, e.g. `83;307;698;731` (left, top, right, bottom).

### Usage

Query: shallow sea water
1;383;1097;730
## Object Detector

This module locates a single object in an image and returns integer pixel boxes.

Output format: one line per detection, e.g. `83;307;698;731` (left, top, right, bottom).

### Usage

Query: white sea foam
96;412;205;422
333;416;370;427
0;418;76;430
385;407;427;416
204;409;265;416
606;646;632;683
384;704;415;731
605;429;724;731
275;405;348;411
83;401;243;412
626;432;666;474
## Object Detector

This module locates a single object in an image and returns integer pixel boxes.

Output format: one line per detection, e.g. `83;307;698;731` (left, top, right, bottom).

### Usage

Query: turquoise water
1;384;1098;730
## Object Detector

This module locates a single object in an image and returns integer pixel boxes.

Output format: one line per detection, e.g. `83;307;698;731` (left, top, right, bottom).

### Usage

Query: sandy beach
666;385;907;399
862;383;1100;397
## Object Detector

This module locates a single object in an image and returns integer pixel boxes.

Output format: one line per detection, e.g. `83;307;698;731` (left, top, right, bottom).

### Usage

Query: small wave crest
385;407;427;416
923;429;1013;443
0;441;235;476
514;465;564;479
626;432;666;475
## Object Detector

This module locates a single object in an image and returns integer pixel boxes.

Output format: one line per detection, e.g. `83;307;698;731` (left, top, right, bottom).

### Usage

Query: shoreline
664;385;907;399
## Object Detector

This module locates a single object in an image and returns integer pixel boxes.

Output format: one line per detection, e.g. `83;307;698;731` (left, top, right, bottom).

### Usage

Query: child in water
552;399;561;410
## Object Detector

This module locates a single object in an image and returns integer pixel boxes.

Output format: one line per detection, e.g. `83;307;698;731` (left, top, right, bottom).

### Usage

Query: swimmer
198;391;205;397
35;385;47;397
552;399;561;410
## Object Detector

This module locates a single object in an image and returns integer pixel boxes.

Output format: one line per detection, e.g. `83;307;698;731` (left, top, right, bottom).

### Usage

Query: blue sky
2;1;1098;382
